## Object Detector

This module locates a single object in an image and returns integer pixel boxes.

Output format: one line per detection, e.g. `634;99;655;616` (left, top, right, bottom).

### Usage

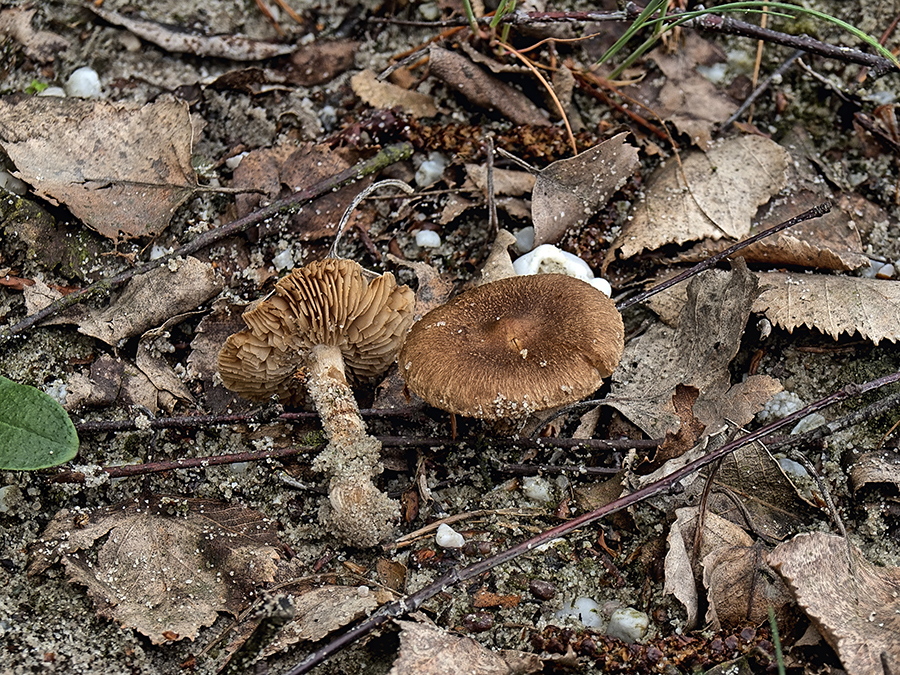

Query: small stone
435;523;465;548
65;66;102;98
528;579;557;600
461;612;494;632
606;607;649;642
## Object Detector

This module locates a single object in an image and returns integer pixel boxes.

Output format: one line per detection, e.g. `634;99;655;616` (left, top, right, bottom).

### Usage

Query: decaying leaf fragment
609;135;790;262
49;256;222;345
0;97;198;240
0;7;70;62
428;46;551;127
390;620;541;675
28;497;282;644
89;5;295;60
532;132;639;246
753;272;900;345
768;532;900;675
351;69;437;118
610;260;781;438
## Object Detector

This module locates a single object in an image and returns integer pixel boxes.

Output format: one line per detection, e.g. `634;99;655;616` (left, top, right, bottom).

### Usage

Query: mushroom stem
305;344;367;446
305;343;399;547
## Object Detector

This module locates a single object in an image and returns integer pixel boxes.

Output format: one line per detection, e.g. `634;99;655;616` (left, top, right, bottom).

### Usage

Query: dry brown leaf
664;507;754;627
647;34;738;149
767;532;900;675
0;7;70;62
233;143;371;241
136;318;198;413
464;164;536;197
532;132;639;246
89;5;295;60
50;256;222;345
351;69;437;118
850;449;900;494
0;97;197;240
609;135;790;261
258;586;383;656
610;260;781;438
283;41;358;86
753;272;900;345
63;354;159;412
389;620;541;675
678;189;868;272
28;497;282;644
703;543;792;630
428;46;551;127
708;443;818;541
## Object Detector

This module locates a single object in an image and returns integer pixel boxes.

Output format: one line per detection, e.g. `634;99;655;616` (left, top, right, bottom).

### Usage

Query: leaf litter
28;496;283;644
0;2;900;673
0;97;199;240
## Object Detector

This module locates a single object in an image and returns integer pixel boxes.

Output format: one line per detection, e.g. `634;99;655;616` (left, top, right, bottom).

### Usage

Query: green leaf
0;376;78;470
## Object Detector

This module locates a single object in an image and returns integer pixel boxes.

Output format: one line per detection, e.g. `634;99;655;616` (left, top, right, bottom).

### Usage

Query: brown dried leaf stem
282;369;900;675
0;143;414;345
616;201;832;311
496;40;577;154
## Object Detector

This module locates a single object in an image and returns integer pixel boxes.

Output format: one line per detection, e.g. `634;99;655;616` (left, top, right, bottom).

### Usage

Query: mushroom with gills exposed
218;258;415;547
398;274;624;421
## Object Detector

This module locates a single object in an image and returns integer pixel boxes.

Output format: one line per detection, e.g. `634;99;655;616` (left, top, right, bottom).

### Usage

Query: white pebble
37;86;66;97
791;412;826;435
415;151;448;187
272;248;294;271
414;229;441;248
0;485;23;514
556;597;603;628
876;263;895;279
65;67;102;98
522;476;553;502
225;151;248;171
514;227;535;253
606;607;649;642
435;523;465;548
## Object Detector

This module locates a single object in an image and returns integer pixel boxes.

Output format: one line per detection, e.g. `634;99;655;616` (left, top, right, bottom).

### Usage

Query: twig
51;435;659;483
372;6;899;76
0;143;414;345
282;370;900;675
72;406;424;433
616;201;832;311
719;49;803;132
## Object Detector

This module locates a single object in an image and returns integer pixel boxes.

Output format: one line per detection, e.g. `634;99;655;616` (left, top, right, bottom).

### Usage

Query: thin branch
0;143;414;345
51;435;659;483
282;369;900;675
719;49;803;132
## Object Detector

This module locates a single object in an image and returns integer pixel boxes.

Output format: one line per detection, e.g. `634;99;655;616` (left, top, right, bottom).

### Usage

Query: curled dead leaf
767;532;900;675
609;135;789;262
753;272;900;345
532;133;639;246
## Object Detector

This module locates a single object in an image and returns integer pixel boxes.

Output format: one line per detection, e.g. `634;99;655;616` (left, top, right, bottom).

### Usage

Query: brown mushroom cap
218;258;415;402
399;274;624;419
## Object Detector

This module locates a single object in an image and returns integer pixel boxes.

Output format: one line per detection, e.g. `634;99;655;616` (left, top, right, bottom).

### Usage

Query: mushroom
399;274;623;420
218;258;415;546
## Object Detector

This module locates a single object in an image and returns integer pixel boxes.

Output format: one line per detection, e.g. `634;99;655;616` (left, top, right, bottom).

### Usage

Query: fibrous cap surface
399;274;624;419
